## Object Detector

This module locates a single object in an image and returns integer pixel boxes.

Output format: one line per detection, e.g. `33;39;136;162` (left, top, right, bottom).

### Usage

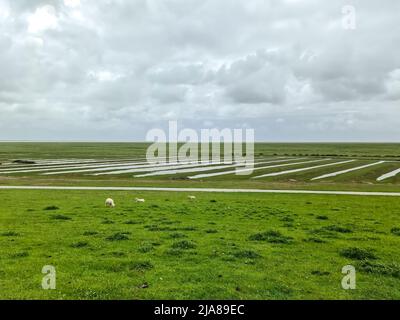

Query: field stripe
311;161;385;181
0;157;285;171
132;159;286;177
0;158;151;170
45;161;219;175
0;159;148;172
188;158;325;179
377;168;400;181
90;161;233;176
253;160;355;179
0;161;151;174
0;159;104;169
134;164;241;177
0;161;149;174
1;185;400;197
91;158;289;176
43;158;288;175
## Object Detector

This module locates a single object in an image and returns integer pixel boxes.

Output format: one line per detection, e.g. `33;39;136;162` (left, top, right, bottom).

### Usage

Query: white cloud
27;5;58;33
0;0;10;19
88;70;123;82
64;0;80;8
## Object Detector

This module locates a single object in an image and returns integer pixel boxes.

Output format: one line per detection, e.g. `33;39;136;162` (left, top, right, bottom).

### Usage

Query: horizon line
0;140;400;144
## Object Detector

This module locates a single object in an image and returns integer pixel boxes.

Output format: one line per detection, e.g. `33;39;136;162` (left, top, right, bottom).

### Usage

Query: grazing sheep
135;198;145;203
187;195;196;200
105;198;115;207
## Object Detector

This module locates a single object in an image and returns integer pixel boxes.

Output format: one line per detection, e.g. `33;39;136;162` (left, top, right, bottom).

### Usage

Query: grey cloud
216;50;292;104
0;0;399;141
148;64;207;85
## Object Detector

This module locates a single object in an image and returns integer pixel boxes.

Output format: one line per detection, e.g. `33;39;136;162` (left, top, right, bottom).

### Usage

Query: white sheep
187;195;196;200
105;198;115;207
135;198;145;203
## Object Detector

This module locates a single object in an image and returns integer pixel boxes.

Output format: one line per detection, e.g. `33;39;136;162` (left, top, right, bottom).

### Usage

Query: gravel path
1;186;400;197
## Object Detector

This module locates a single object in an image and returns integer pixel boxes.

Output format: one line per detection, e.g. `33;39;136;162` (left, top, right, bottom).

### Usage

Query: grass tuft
106;233;130;241
339;247;377;260
83;231;98;236
171;240;196;250
357;260;400;278
311;270;330;276
50;214;72;220
232;249;261;259
44;206;59;211
390;227;400;236
1;231;20;237
124;220;140;225
205;229;218;234
129;261;154;271
323;225;352;233
168;232;187;239
71;241;89;248
10;251;29;258
249;230;293;244
138;243;155;253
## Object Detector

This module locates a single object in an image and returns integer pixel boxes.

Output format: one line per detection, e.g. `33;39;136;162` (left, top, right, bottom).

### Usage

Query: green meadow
1;142;400;160
1;190;399;299
1;142;400;192
1;142;400;299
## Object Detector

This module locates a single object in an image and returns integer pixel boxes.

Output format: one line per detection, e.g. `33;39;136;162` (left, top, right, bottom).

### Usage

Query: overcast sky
0;0;399;141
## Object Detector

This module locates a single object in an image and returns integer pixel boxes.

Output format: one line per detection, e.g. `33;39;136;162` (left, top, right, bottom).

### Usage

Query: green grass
0;142;149;160
1;142;400;160
1;142;400;300
1;189;400;299
1;142;400;192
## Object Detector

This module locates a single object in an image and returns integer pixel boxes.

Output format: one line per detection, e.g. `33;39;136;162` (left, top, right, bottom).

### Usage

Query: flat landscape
1;142;400;192
1;142;400;299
